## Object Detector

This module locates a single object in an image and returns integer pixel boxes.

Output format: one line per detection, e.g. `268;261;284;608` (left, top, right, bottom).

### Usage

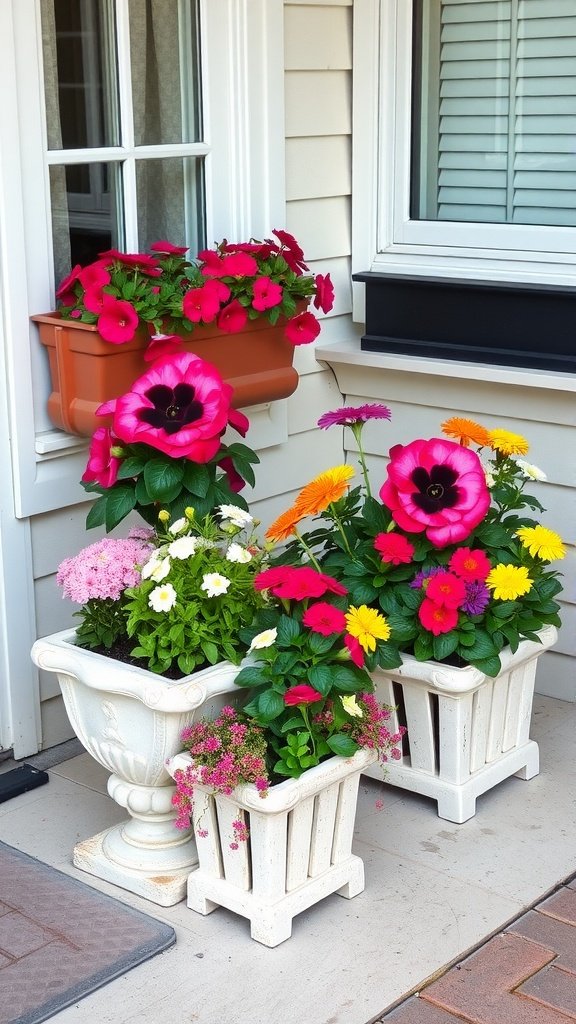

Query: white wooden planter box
364;626;557;824
167;748;377;946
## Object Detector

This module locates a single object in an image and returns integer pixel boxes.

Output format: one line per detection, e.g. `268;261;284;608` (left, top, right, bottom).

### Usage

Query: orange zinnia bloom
440;417;491;448
265;506;303;543
294;464;355;518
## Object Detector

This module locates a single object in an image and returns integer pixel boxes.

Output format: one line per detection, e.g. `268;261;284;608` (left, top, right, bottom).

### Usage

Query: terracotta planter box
32;311;300;436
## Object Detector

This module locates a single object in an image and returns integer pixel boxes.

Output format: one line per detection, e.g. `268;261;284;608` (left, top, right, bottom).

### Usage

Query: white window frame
0;0;285;519
351;0;576;325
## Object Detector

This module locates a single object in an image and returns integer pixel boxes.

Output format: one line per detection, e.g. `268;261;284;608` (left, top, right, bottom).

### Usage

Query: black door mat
0;841;175;1024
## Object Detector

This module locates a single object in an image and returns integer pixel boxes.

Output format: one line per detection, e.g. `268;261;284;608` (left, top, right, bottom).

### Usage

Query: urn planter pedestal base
168;749;376;946
364;626;557;824
31;628;242;906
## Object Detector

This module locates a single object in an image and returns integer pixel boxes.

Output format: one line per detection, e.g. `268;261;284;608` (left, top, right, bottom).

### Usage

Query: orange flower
441;417;491;448
294;465;355;518
265;506;303;543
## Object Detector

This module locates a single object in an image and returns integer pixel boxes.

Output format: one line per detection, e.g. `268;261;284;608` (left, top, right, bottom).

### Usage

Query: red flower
144;335;185;363
218;456;246;493
182;279;230;323
55;264;82;305
97;296;139;344
374;532;415;565
83;285;109;315
302;602;347;636
271;229;308;273
418;598;459;636
344;633;365;667
78;262;111;291
284;311;321;346
217;299;249;334
313;273;335;314
81;427;122;488
284;685;323;706
105;352;234;460
149;240;189;255
252;276;283;311
254;566;347;601
449;548;491;581
379;437;491;548
425;572;467;609
98;250;162;275
220;252;259;277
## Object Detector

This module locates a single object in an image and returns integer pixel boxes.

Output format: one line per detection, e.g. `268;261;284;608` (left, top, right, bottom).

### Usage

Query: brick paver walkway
378;876;576;1023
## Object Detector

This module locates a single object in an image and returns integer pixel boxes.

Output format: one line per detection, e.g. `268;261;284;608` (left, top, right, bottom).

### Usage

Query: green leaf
257;689;285;721
308;663;334;695
472;655;502;678
182;462;211;498
433;632;460;662
414;633;434;662
375;644;403;670
104;485;137;532
116;456;146;480
85;495;108;530
143;459;184;501
327;733;360;757
331;665;369;692
308;632;336;656
280;716;305;733
200;640;219;664
465;629;498;660
276;616;301;647
234;665;268;688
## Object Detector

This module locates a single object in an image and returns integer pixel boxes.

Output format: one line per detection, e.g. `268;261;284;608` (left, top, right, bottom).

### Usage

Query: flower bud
158;509;170;523
110;446;125;458
184;507;195;520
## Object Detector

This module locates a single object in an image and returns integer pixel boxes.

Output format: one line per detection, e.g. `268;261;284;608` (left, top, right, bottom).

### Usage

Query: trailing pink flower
55;264;83;306
379;437;491;548
284;311;321;346
149;240;189;256
182;279;230;323
284;685;323;706
78;262;111;291
83;285;109;315
271;229;308;274
97;295;139;344
252;276;283;311
98;250;162;275
81;427;122;488
217;299;249;334
254;565;347;601
302;602;347;635
374;532;415;565
143;334;185;363
313;273;335;314
344;633;365;667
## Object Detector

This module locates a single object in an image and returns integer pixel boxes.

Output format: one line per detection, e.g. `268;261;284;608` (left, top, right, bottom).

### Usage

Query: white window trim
351;0;576;328
0;0;285;519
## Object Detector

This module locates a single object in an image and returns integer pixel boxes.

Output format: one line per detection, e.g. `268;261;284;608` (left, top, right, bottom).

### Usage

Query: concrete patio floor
1;692;575;1024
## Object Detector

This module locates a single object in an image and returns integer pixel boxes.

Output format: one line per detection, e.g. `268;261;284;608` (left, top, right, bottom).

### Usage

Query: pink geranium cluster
56;536;152;604
56;230;333;347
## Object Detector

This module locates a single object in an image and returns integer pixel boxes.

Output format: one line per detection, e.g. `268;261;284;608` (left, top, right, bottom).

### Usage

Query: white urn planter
31;628;242;906
363;626;557;824
167;748;377;946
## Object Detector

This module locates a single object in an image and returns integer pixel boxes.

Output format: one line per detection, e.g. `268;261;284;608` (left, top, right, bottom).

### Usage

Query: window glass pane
43;0;119;150
135;157;205;251
411;0;576;227
49;162;123;282
129;0;202;145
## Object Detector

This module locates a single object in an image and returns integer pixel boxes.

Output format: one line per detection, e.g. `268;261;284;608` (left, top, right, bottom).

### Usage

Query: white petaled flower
168;536;197;560
200;573;231;598
148;582;177;612
248;628;277;651
218;504;253;529
140;554;171;582
481;463;496;488
226;543;252;564
341;695;363;718
515;459;547;482
168;517;188;535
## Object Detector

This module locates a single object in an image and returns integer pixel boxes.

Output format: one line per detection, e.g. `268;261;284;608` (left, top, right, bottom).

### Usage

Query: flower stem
350;422;372;498
293;528;323;571
328;504;356;560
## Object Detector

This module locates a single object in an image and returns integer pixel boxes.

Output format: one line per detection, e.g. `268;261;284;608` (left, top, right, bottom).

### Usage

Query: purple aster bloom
462;580;491;616
410;566;445;589
317;404;392;429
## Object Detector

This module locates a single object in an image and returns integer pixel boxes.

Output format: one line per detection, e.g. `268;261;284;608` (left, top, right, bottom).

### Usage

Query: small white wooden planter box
364;626;557;824
167;748;377;946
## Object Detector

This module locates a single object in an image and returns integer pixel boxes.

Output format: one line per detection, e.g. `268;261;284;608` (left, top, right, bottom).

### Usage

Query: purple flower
461;581;491;616
318;404;392;429
410;566;445;589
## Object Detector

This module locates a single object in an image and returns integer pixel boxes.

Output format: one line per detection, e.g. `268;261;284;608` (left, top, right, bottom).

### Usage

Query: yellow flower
157;509;170;523
294;465;355;518
441;417;491;448
341;695;363;718
486;564;533;601
265;506;304;543
345;605;390;652
516;526;566;562
488;429;529;457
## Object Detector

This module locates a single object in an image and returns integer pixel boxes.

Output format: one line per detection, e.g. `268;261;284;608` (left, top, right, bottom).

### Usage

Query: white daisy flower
226;543;252;564
200;573;231;598
140;554;171;582
248;628;277;651
168;517;188;535
168;536;197;560
218;505;253;529
515;459;547;482
148;582;177;612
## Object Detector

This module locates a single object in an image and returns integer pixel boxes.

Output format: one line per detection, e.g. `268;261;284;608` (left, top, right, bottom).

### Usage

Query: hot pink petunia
98;250;162;275
104;351;235;460
217;299;249;334
425;571;467;609
182;279;230;323
271;229;308;273
284;311;321;346
83;285;109;315
284;685;323;707
313;273;335;314
418;598;459;636
55;264;83;305
81;427;122;488
302;602;347;636
96;295;139;344
252;276;283;311
254;566;347;601
379;437;491;548
149;240;189;255
78;262;111;290
449;547;492;581
144;335;185;363
374;532;415;565
344;633;365;667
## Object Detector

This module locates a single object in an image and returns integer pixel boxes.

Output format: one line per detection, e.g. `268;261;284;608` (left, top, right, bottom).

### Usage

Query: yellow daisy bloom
265;506;304;543
486;564;533;601
294;464;355;518
516;526;566;562
441;416;491;448
345;605;391;653
488;429;529;457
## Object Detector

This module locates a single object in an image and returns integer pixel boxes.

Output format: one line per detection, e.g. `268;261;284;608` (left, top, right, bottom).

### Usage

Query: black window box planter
353;272;576;373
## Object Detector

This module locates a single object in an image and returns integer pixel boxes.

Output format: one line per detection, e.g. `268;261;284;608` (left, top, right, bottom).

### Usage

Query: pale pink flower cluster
56;537;152;604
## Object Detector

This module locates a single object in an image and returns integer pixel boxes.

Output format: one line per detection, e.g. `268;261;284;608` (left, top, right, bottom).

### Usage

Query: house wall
29;0;356;749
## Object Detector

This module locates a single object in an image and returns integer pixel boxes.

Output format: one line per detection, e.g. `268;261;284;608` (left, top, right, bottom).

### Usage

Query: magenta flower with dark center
410;464;460;514
139;382;204;435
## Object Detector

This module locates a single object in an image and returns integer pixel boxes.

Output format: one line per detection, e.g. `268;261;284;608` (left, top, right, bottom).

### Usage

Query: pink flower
217;299;249;334
81;427;122;488
254;566;347;601
149;240;189;255
55;264;82;305
78;262;111;290
318;404;392;429
252;276;283;311
144;335;185;363
374;532;415;565
425;571;467;609
379;438;491;548
284;685;323;706
313;273;335;314
98;250;162;275
449;548;492;581
302;602;347;635
97;295;139;344
182;279;230;323
344;633;365;667
284;311;321;346
56;537;151;604
418;598;459;635
271;229;308;273
83;285;109;315
105;351;234;460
